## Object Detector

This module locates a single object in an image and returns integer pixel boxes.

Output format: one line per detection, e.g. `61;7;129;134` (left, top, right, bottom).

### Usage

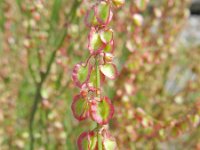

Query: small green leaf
100;64;118;79
77;66;89;83
100;29;113;44
78;131;97;150
89;134;98;149
71;94;89;121
85;7;100;27
104;40;114;53
90;97;114;125
103;138;117;150
78;132;90;150
90;33;101;50
72;63;91;87
89;28;105;53
95;1;110;24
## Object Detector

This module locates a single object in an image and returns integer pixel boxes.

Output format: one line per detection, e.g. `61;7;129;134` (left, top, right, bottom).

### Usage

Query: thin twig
29;0;81;149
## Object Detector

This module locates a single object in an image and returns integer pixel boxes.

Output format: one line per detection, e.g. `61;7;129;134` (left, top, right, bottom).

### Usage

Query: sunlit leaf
103;138;117;150
100;63;118;79
88;27;105;54
95;1;112;25
85;6;100;27
77;131;97;150
90;97;114;125
100;29;113;44
71;94;89;121
104;40;114;53
89;132;98;150
72;63;92;88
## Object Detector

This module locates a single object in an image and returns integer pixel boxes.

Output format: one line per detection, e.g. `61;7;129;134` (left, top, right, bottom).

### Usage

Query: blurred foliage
0;0;199;150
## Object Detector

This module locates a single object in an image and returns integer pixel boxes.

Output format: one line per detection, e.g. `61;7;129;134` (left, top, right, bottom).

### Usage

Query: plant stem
29;81;43;150
95;59;101;96
29;28;67;150
95;58;103;150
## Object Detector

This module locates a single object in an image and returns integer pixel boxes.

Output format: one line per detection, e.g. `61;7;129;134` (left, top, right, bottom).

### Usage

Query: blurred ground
179;15;200;46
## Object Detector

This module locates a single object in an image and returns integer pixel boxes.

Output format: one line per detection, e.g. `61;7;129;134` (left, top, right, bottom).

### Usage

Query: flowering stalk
71;0;124;149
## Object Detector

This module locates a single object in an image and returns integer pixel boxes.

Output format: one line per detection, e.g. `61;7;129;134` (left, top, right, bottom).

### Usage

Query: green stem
29;81;43;150
95;59;101;96
97;127;103;150
95;58;103;150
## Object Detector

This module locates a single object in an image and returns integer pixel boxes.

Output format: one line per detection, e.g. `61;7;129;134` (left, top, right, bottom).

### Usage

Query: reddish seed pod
80;89;88;98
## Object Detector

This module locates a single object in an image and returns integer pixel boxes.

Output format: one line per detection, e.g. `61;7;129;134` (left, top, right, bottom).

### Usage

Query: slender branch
28;55;37;85
29;1;81;149
29;81;43;150
29;38;65;150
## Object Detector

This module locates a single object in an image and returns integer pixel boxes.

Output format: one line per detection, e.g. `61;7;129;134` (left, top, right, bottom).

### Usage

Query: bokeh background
0;0;200;149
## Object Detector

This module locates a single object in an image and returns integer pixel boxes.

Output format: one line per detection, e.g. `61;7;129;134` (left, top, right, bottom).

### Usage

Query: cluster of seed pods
71;0;124;149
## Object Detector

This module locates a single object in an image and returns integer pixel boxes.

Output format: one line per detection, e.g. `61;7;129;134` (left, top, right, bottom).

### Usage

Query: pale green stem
95;58;103;150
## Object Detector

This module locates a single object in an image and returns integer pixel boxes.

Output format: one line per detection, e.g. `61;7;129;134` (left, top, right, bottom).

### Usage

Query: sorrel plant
71;0;124;149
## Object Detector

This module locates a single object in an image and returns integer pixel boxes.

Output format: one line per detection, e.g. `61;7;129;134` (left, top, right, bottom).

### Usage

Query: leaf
100;64;118;79
90;97;114;125
103;138;117;150
71;94;89;121
88;27;106;54
97;133;103;150
77;130;117;150
85;6;100;27
100;29;113;44
72;63;92;88
89;132;98;150
77;131;97;150
104;40;114;53
95;1;112;25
